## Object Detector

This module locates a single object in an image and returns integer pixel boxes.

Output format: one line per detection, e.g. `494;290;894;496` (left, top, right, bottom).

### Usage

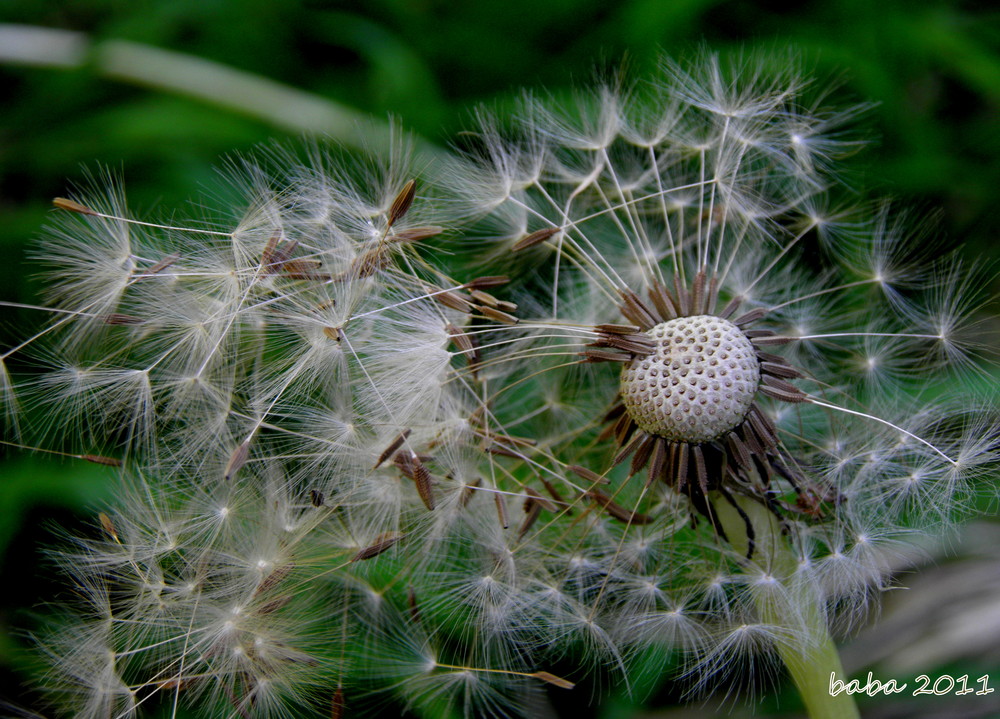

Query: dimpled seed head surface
620;315;761;442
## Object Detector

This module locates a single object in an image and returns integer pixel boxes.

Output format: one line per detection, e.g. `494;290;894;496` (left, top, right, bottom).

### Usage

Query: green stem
711;495;860;719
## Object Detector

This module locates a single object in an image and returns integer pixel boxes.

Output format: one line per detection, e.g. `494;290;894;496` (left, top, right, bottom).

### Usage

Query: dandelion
436;50;998;716
5;52;998;719
7;134;560;718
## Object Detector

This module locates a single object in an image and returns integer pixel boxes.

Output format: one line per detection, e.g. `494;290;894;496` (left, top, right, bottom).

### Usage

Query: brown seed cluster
620;315;760;442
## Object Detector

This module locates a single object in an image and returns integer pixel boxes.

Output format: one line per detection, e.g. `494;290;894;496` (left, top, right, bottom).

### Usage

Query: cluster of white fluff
3;52;997;718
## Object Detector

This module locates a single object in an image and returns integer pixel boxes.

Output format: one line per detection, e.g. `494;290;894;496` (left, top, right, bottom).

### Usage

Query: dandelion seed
387;179;417;227
52;197;97;215
493;492;509;529
512;227;561;252
97;512;118;543
81;454;122;467
528;671;575;690
352;532;405;562
330;688;345;719
224;440;252;480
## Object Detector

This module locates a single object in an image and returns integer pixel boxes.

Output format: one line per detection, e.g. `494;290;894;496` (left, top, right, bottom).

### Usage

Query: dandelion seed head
9;51;999;719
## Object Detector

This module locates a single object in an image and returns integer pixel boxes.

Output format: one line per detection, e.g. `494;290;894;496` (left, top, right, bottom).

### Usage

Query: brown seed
567;464;610;485
224;440;251;480
595;323;641;335
647;437;667;487
52;197;97;215
254;563;293;596
673;442;689;490
330;688;345;719
477;305;518;325
281;259;325;278
592;333;655;355
756;350;788;364
407;585;422;624
389;226;443;243
673;275;690;316
351;532;404;562
270;239;299;267
585;489;652;525
740;421;765;456
762;374;805;397
613;412;635;446
388;179;417;227
284;270;333;281
580;349;632;363
446;323;480;364
629;434;655;477
518;501;542;539
613;431;646;466
374;429;412;469
523;486;557;512
706;275;719;314
393;451;416;478
617;289;657;330
486;443;521;458
98;512;118;542
145;253;180;275
530;671;575;690
323;326;341;341
464;275;510;289
718;295;742;319
432;289;474;313
733;307;768;326
494;492;509;528
692;444;708;495
726;432;753;473
257;596;292;615
156;677;192;691
261;230;280;270
512;227;560;251
539;476;571;514
82;454;122;467
648;280;679;321
760;361;802;379
412;456;436;511
691;270;707;314
760;384;808;403
747;405;779;444
469;289;500;307
153;677;194;691
310;489;325;507
350;249;389;278
468;290;518;313
750;335;793;346
460;478;481;508
104;313;143;325
286;259;323;271
490;432;537;448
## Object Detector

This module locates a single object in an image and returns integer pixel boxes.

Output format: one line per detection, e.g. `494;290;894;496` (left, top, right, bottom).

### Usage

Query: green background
1;1;997;717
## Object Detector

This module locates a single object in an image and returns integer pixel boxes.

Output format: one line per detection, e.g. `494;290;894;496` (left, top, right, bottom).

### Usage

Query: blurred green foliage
1;0;997;716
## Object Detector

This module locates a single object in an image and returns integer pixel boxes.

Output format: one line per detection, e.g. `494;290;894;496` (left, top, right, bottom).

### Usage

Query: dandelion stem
712;495;860;719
